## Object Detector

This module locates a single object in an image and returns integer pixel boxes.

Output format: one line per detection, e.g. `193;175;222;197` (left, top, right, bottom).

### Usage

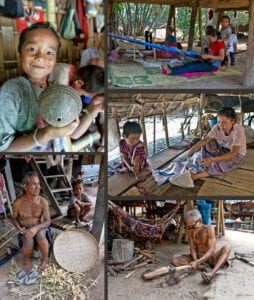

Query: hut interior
108;93;254;197
0;0;104;86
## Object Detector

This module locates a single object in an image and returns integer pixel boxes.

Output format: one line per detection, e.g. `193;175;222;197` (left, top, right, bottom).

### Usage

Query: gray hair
22;172;39;184
184;209;202;222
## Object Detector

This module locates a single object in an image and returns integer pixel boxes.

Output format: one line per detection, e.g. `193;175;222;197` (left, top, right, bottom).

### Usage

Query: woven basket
38;84;82;127
53;229;99;273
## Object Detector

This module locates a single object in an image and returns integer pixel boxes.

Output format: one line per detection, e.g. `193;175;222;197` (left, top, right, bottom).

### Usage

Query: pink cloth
161;69;219;77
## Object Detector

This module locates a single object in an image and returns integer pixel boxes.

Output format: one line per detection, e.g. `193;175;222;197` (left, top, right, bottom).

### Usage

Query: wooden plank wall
0;8;98;86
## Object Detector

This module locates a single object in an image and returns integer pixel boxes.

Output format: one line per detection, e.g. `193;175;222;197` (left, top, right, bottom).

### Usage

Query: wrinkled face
221;18;229;29
217;115;235;135
20;29;58;82
185;217;202;233
126;133;141;146
24;176;41;196
206;34;217;44
73;183;84;198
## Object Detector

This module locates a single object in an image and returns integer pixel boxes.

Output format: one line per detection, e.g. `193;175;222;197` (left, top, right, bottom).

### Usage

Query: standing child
114;121;149;181
220;15;232;67
0;22;79;152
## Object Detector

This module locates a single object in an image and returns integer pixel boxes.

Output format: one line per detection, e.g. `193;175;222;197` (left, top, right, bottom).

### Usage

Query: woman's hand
201;157;214;167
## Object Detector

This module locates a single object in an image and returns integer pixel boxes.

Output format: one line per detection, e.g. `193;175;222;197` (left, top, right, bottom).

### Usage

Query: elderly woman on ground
188;107;246;180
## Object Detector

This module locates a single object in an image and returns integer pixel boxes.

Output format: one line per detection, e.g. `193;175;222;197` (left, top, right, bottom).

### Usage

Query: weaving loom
108;33;199;57
109;201;180;242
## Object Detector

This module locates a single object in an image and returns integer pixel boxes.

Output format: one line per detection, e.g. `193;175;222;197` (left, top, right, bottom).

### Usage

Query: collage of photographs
0;0;254;300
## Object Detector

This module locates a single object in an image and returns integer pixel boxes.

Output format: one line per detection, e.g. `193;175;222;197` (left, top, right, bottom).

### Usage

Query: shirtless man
171;209;231;283
67;179;92;225
12;172;50;272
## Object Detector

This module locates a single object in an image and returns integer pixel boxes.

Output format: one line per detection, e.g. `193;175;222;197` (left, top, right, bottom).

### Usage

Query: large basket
38;84;82;127
53;229;99;273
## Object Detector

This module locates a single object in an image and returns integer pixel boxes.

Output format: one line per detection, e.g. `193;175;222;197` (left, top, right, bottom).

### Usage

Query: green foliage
112;3;169;36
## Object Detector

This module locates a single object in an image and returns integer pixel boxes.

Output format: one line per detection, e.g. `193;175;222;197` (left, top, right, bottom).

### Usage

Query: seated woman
188;107;246;180
162;27;225;75
114;121;149;181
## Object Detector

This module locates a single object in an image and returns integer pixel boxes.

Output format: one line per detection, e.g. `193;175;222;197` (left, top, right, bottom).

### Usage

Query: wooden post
199;93;205;138
162;99;170;148
3;159;16;203
140;106;148;156
153;115;156;155
243;0;254;87
198;7;203;53
216;10;224;31
188;1;199;50
184;201;193;242
216;200;221;237
166;5;175;37
91;155;105;243
112;106;121;139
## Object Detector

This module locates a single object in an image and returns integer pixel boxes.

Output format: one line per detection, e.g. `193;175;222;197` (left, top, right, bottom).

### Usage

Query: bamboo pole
216;200;221;237
112;106;121;139
140;106;148;156
153;115;156;155
188;1;199;50
199;93;205;138
198;7;203;53
162;98;170;149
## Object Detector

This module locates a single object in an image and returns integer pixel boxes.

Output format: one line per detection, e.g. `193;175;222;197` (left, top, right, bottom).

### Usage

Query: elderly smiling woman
188;107;246;180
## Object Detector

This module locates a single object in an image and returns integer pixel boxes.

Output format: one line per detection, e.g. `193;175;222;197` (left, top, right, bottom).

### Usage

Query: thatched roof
108;93;253;119
108;93;199;119
109;0;249;9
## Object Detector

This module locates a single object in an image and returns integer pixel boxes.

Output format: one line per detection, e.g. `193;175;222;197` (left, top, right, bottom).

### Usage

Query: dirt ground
108;230;254;300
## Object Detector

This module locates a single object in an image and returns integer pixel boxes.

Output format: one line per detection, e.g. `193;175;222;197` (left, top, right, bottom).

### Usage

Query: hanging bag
61;0;76;40
0;0;24;18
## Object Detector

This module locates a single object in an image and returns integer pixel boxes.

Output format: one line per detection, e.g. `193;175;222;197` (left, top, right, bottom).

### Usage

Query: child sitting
114;121;149;181
67;179;92;225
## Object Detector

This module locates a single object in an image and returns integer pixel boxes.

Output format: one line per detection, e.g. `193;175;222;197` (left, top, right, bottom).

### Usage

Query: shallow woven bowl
53;229;99;273
38;84;82;127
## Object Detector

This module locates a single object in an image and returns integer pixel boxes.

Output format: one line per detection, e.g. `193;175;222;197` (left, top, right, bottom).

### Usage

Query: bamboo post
185;201;193;242
198;8;203;53
153;115;156;155
243;0;254;87
112;106;121;139
162;99;170;148
140;106;148;156
188;1;199;50
216;200;220;237
199;93;205;139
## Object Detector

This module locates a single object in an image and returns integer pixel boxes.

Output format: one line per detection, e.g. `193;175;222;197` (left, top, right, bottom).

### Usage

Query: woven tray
38;84;82;127
53;229;99;273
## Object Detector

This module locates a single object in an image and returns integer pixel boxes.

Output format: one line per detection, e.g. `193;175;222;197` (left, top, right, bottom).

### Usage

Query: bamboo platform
109;148;254;197
108;148;185;196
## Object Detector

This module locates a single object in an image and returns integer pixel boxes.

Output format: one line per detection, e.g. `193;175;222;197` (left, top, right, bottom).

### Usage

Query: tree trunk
188;1;199;50
243;0;254;88
166;5;175;37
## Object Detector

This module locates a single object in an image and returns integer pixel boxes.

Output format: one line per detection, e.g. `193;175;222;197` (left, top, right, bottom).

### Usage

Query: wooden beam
199;93;205;138
91;156;105;243
153;115;156;155
198;7;203;53
162;98;170;148
140;105;148;155
188;1;199;50
243;0;254;88
112;106;121;138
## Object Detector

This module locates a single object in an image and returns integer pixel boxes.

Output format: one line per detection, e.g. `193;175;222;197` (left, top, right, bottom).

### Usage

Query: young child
67;179;92;225
114;121;149;181
165;25;176;45
220;16;232;67
0;22;79;152
226;24;238;67
70;65;104;149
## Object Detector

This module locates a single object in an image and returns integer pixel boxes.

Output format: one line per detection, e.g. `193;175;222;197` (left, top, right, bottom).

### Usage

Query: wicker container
53;229;99;273
38;84;82;127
